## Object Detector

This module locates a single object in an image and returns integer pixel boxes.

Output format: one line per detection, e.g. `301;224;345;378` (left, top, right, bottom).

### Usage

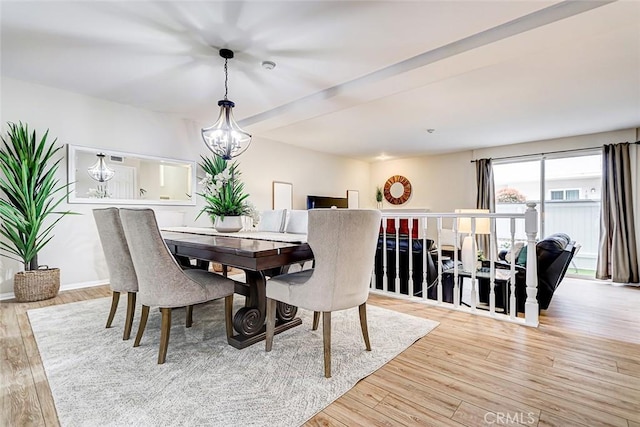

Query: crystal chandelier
87;153;115;182
201;49;252;160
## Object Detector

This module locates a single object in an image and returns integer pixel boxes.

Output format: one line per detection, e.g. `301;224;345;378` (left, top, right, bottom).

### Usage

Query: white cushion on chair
285;210;308;234
258;210;287;233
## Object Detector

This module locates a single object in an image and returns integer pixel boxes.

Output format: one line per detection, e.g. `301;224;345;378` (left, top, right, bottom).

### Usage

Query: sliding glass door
543;154;601;276
493;151;601;277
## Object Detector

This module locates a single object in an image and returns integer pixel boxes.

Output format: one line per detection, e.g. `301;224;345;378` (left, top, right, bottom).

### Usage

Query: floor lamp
456;209;490;272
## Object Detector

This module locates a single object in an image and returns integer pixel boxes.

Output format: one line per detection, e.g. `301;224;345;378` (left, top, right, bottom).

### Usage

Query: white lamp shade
455;208;490;235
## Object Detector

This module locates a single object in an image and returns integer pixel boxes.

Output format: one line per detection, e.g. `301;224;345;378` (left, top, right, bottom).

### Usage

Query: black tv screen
306;195;348;209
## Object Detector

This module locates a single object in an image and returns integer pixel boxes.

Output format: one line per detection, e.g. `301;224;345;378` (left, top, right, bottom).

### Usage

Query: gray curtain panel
596;142;639;283
475;158;496;260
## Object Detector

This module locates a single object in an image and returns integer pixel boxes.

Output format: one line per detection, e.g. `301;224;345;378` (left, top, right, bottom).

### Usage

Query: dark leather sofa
479;233;577;313
374;236;455;302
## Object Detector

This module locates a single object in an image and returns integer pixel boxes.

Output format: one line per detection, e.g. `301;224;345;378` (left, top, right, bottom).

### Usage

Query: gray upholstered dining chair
265;209;382;377
119;208;236;364
92;208;138;340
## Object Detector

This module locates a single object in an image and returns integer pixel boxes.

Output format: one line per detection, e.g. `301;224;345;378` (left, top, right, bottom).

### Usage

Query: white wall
0;77;370;296
220;135;371;215
370;128;639;232
472;129;636;160
370;151;476;215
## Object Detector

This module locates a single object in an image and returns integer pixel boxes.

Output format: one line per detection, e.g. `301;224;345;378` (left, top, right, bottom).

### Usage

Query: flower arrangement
197;155;256;224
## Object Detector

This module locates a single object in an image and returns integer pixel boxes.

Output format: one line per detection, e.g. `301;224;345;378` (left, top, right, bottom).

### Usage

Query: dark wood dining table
162;231;313;349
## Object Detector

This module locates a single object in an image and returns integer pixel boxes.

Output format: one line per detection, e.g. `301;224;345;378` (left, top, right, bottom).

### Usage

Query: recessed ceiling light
261;60;276;70
376;154;391;161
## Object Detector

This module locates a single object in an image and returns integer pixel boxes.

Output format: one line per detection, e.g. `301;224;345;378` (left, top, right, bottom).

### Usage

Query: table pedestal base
228;270;302;349
227;318;302;349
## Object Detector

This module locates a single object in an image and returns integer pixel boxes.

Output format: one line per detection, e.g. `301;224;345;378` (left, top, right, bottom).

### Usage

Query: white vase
214;216;243;233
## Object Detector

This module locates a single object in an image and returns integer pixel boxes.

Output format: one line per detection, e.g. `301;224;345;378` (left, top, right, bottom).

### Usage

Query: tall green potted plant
0;122;75;301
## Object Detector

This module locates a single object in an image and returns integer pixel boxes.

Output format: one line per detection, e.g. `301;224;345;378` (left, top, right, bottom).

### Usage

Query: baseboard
0;279;108;301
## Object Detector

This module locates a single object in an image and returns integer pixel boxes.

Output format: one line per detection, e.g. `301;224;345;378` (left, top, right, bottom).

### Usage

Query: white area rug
28;297;438;427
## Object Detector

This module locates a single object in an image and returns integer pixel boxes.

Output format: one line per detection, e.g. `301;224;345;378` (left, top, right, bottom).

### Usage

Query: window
550;190;564;200
566;189;580;200
549;189;580;201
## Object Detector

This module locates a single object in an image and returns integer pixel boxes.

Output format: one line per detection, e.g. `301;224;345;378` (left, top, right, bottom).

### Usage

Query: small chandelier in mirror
87;153;115;182
201;48;252;160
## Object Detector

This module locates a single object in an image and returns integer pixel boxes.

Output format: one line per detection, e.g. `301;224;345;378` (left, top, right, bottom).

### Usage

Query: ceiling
2;1;639;161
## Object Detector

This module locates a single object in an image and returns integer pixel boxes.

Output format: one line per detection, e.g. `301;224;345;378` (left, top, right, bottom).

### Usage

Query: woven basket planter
14;268;60;302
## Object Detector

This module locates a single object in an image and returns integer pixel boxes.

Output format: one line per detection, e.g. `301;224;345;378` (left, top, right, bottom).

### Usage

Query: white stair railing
371;204;539;327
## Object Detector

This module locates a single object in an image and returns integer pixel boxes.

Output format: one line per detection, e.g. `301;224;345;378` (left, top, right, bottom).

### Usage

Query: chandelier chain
224;58;229;100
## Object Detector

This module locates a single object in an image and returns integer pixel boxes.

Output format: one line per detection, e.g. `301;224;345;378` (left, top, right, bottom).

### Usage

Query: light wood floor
1;278;639;427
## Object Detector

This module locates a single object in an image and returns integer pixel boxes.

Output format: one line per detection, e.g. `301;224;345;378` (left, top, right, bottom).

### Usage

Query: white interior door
109;164;136;199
